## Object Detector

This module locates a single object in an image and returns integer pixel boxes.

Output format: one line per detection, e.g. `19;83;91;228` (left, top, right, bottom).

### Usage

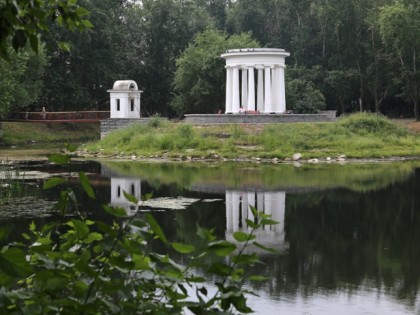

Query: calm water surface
1;160;419;315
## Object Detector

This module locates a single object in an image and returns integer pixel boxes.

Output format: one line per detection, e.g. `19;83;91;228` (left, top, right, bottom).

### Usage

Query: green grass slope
85;113;420;160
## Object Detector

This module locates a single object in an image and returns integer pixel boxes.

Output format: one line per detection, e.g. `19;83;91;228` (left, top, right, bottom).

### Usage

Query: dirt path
393;119;420;134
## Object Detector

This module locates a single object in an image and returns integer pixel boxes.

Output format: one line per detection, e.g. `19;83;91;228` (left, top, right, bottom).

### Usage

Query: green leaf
58;41;71;52
249;275;270;282
79;172;96;199
44;276;68;291
132;254;151;270
68;219;89;239
123;191;138;204
245;219;259;229
43;177;65;189
142;193;153;201
231;294;253;313
0;248;32;277
233;254;260;265
109;255;135;270
103;205;127;217
0;227;11;240
196;224;216;241
84;232;102;243
82;19;94;28
146;213;168;244
253;242;279;254
260;219;279;226
48;153;70;164
233;231;256;242
171;242;195;254
75;7;90;17
207;241;236;257
207;262;231;276
249;205;258;217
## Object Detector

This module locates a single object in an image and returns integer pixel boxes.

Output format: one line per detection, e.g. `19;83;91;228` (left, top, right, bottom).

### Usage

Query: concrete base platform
100;118;150;139
184;111;336;125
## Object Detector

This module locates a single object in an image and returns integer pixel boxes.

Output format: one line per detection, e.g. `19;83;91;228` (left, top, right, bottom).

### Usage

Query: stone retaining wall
185;111;336;125
100;111;336;138
100;118;150;139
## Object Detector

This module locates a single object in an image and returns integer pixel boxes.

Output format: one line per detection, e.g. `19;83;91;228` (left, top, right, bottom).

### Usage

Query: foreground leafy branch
0;149;278;314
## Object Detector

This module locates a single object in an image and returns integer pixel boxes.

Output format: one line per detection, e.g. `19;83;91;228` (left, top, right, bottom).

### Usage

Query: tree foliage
172;29;259;116
0;44;46;117
0;0;92;60
378;1;420;120
0;0;419;119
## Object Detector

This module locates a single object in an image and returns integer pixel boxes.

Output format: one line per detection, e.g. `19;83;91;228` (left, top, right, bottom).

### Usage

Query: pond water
0;160;419;315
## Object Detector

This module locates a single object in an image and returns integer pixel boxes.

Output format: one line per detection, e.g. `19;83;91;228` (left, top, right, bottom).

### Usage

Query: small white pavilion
107;80;143;118
221;48;290;114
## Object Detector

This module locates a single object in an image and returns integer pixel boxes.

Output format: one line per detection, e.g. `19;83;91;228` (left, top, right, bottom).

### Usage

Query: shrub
286;78;326;114
339;112;409;136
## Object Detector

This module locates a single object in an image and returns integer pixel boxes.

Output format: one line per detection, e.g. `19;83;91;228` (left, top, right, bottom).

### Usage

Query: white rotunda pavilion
221;48;290;114
107;80;143;118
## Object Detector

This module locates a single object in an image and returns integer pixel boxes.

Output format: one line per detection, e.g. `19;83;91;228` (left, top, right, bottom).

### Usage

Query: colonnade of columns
225;190;285;243
225;65;286;114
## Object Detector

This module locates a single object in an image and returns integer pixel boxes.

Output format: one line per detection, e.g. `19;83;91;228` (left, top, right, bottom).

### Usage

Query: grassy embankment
0;122;99;147
0;122;99;159
84;113;420;160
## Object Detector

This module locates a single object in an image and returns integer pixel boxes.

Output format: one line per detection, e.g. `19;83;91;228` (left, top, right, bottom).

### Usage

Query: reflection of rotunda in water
109;177;142;215
225;190;287;252
105;169;288;251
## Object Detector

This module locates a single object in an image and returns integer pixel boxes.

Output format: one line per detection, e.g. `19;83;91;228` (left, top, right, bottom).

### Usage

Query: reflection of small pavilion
109;178;141;215
225;190;287;252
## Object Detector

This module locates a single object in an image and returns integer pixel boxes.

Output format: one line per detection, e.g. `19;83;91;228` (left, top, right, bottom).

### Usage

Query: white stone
292;153;302;161
308;158;319;164
326;157;331;161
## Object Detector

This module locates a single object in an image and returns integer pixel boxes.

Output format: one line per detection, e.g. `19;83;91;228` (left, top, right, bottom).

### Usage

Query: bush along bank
82;113;420;162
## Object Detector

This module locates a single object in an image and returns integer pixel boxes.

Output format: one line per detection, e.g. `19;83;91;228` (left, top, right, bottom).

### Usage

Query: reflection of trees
247;172;420;310
102;161;419;193
99;162;420;309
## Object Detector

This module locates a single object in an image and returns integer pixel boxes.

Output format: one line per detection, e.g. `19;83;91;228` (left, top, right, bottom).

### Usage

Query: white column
257;192;264;214
241;192;248;229
247;192;256;229
272;192;285;239
232;191;240;231
247;66;255;111
225;67;233;113
278;66;286;113
232;66;240;113
264;66;272;113
241;68;248;109
226;191;233;232
264;192;273;231
257;67;264;112
271;66;280;113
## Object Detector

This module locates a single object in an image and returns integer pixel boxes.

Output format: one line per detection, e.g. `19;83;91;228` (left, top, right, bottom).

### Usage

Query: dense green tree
129;0;211;116
0;44;46;117
171;29;259;116
378;1;420;120
38;0;128;111
1;0;418;119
